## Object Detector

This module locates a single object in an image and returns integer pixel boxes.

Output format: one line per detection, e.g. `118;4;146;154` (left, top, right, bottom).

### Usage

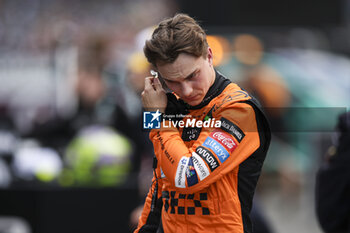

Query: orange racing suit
135;71;271;233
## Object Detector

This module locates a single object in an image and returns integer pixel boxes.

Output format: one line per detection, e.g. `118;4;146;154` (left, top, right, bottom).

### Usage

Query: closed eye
165;79;176;84
187;73;195;79
186;71;197;81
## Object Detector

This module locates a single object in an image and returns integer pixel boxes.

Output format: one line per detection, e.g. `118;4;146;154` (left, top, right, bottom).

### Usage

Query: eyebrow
162;69;198;82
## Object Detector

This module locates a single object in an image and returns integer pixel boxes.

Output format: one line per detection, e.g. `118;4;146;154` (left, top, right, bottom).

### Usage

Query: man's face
156;48;215;106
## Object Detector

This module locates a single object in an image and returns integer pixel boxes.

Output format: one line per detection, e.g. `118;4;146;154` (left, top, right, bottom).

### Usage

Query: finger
153;77;163;91
144;77;154;91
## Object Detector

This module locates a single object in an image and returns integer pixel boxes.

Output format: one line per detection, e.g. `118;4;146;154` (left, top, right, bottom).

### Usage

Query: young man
135;14;271;233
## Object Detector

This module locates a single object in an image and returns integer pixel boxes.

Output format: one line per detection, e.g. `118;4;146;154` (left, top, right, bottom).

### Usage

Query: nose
181;82;193;98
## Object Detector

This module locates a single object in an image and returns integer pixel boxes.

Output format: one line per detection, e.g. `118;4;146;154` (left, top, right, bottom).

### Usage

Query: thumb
144;77;154;91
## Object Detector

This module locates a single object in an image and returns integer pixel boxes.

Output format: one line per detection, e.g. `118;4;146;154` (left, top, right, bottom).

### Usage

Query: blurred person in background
135;14;271;233
22;36;139;187
25;36;111;154
316;111;350;233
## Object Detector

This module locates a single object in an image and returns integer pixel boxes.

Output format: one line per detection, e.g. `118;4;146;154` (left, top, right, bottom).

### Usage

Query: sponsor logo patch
186;158;199;186
192;152;210;181
220;91;250;106
203;137;230;163
210;130;237;153
195;146;219;172
220;117;245;143
175;157;189;188
181;127;202;141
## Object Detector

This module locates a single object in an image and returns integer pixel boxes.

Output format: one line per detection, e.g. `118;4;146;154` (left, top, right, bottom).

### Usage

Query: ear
207;47;213;66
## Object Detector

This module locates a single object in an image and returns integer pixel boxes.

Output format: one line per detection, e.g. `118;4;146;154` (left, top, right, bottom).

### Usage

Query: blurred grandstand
0;0;350;232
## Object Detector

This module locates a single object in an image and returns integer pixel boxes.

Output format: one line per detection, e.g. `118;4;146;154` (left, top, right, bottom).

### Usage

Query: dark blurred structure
316;112;350;233
0;187;139;233
177;0;350;58
177;0;343;27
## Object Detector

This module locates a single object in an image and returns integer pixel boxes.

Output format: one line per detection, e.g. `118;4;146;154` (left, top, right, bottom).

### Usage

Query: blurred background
0;0;349;232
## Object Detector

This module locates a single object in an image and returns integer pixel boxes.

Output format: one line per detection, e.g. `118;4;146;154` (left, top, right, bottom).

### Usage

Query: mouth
183;95;200;103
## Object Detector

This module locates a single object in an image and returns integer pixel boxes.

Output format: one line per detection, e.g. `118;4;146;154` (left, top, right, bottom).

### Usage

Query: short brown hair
144;13;208;67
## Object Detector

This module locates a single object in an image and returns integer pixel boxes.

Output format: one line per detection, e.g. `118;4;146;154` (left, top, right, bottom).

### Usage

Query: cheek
166;83;179;92
194;77;206;90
